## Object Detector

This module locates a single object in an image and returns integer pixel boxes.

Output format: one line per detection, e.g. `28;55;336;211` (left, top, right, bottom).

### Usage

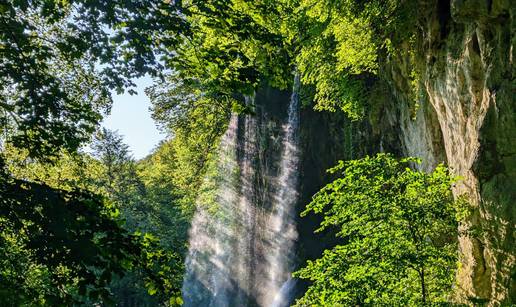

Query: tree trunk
420;267;427;304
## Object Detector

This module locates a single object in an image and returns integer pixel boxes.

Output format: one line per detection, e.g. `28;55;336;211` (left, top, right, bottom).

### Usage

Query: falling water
181;115;240;307
182;76;301;307
261;74;300;307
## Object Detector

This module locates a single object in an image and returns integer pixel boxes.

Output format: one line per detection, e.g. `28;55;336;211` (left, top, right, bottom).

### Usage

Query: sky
101;76;166;160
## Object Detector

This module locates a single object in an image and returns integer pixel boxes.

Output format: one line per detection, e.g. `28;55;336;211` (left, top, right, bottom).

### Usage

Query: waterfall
181;115;240;307
261;74;300;307
182;76;301;307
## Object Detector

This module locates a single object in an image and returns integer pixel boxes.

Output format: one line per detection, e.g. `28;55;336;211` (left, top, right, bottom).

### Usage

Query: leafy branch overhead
0;0;187;157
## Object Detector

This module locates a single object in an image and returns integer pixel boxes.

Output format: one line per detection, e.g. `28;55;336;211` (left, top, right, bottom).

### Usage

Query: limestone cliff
379;0;515;304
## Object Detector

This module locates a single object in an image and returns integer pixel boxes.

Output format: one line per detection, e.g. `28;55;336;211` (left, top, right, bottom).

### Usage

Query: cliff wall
381;0;514;303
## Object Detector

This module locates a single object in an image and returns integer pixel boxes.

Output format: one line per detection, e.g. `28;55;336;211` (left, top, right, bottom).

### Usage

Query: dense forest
0;0;514;306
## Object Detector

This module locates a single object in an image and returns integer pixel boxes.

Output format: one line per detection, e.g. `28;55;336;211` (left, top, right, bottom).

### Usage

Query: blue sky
101;76;166;159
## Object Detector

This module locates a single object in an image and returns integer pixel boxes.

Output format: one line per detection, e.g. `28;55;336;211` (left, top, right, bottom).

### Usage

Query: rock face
382;0;514;304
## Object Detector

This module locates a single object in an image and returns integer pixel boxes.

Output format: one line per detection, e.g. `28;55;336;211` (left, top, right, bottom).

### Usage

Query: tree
1;133;187;305
0;2;189;305
172;0;292;96
137;140;189;247
0;0;187;157
158;0;418;121
89;131;188;306
0;158;159;305
91;128;144;208
146;71;233;215
294;154;465;306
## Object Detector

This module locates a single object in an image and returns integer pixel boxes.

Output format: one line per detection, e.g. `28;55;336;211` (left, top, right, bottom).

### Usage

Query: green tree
89;129;187;305
160;0;418;120
137;140;189;248
146;72;232;215
0;0;186;157
1;135;186;305
0;2;188;305
295;154;465;306
0;158;166;305
172;0;292;97
91;128;145;213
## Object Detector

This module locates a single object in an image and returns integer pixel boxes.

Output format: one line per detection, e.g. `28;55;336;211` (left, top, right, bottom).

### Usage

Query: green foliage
90;128;145;212
159;0;418;120
3;144;105;194
0;3;194;294
1;131;188;305
289;0;417;119
0;0;186;157
147;72;233;215
90;133;187;305
147;72;231;135
173;0;293;97
295;154;465;306
290;2;372;118
0;217;52;305
0;158;146;305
